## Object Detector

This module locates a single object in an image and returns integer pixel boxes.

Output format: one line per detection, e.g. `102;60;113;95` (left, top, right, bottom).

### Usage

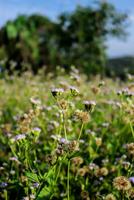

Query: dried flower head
78;166;89;176
68;140;79;152
75;110;90;123
81;190;90;200
59;99;68;110
105;194;116;200
113;176;131;191
71;156;83;166
91;86;100;94
46;154;57;165
94;167;108;177
95;137;102;147
126;143;134;156
127;188;134;198
2;123;12;134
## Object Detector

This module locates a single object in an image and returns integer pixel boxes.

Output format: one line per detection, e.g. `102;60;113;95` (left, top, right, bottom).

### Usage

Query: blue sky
0;0;134;57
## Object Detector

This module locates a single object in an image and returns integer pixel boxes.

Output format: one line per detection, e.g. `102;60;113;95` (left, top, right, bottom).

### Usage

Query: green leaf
6;23;17;39
37;186;51;199
25;171;39;183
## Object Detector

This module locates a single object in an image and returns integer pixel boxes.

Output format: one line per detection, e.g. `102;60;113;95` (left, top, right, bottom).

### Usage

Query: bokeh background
0;0;134;78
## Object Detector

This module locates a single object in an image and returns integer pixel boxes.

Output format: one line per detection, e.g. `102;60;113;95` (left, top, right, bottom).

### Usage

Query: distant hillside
107;56;134;77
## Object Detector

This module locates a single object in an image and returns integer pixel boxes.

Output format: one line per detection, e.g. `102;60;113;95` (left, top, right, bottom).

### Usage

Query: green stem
78;123;84;141
129;121;134;138
4;190;8;200
35;181;46;200
67;160;70;200
55;162;62;182
55;154;67;182
63;112;67;140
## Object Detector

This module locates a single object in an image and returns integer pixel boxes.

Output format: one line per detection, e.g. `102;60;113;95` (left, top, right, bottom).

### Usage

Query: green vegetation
0;1;127;76
107;56;134;78
0;1;133;199
0;69;134;199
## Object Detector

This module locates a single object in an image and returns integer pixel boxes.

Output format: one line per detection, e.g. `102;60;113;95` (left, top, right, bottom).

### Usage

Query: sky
0;0;134;57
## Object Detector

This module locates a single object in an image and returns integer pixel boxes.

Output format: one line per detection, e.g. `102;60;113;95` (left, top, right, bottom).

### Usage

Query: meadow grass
0;69;134;200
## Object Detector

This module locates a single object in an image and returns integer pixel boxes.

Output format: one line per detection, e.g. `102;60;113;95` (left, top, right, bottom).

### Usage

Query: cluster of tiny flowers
113;176;131;191
51;88;64;98
11;134;26;142
117;88;134;97
75;110;90;123
70;86;80;96
106;100;122;108
56;138;79;156
105;194;116;200
59;99;68;110
94;167;108;177
30;97;41;105
81;190;90;200
126;143;134;156
71;156;83;166
83;100;96;112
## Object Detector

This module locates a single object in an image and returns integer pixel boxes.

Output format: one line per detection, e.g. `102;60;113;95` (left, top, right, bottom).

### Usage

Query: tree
0;15;56;73
0;1;128;76
54;1;128;76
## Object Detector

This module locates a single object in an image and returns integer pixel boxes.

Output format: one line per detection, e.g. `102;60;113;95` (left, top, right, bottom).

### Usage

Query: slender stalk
129;121;134;138
4;190;8;200
67;160;70;200
63;111;67;140
78;123;84;141
55;154;67;182
35;181;46;200
55;162;62;182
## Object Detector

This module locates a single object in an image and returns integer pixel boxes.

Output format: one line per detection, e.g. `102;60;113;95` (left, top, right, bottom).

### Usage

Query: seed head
113;176;131;191
126;143;134;156
71;156;83;166
95;137;102;147
91;86;100;94
81;190;90;200
127;188;134;198
78;166;89;176
75;110;90;123
94;167;108;177
68;140;79;152
105;194;116;200
59;99;68;110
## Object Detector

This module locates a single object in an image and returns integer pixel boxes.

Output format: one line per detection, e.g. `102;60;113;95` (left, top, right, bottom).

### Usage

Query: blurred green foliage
0;2;128;76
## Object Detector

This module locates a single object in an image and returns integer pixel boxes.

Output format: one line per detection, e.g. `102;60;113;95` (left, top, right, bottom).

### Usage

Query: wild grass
0;69;134;200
